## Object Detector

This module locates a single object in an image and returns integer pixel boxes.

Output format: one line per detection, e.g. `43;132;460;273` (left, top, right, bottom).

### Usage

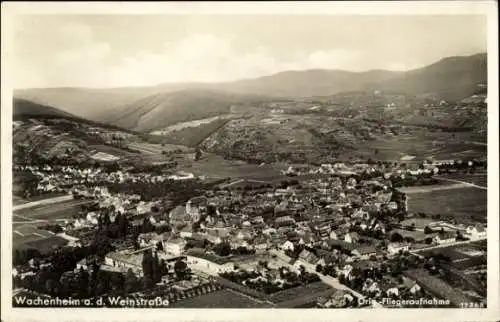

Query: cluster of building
12;157;487;307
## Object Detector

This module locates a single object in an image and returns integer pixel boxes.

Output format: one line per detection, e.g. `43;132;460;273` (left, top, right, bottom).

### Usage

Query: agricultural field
169;288;270;308
269;281;332;305
150;117;232;147
437;173;487;188
13;199;91;222
353;130;487;162
179;153;286;180
128;142;191;155
406;187;487;224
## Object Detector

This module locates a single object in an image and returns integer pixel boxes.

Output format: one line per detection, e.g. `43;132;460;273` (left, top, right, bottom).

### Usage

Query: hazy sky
12;15;487;88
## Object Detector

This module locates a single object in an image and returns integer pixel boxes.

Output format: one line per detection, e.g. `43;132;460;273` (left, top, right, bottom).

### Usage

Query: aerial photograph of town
6;11;491;310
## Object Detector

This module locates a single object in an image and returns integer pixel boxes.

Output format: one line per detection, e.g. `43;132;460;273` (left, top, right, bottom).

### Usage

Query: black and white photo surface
1;2;498;322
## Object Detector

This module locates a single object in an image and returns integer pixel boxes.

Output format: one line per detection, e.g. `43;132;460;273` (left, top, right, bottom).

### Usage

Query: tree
424;226;433;234
141;249;154;287
194;147;202;161
152;251;162;283
213;242;231;257
78;267;89;298
124;269;139;294
316;264;323;273
174;260;188;280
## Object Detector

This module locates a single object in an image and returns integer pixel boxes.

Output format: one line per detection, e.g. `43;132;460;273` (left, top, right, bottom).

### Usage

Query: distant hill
13;98;136;133
217;69;403;98
13;53;486;129
13;98;79;119
102;89;271;132
212;53;486;100
364;53;487;102
14;87;163;122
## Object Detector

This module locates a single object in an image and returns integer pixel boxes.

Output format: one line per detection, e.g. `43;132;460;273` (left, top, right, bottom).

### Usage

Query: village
12;156;487;308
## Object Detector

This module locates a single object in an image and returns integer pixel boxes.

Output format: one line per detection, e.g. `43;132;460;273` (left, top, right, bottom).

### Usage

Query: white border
1;2;499;322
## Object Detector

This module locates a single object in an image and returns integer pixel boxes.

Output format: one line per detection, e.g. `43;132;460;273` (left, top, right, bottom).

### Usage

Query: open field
88;144;138;158
169;288;270;308
13;223;57;249
13;199;91;222
13;198;90;248
437;173;487;187
128;142;190;155
269;281;332;304
179;154;286;180
406;187;487;224
353;133;487;162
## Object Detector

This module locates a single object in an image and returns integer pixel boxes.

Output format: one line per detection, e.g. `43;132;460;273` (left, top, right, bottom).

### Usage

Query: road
268;249;383;307
465;141;487;147
293;259;383;308
411;237;487;253
13;194;73;211
434;177;487;190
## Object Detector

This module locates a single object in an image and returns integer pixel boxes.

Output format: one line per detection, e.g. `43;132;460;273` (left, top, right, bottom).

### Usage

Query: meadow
406;187;487;224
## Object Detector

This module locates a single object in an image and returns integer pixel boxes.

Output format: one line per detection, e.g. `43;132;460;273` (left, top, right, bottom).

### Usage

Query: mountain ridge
14;53;487;131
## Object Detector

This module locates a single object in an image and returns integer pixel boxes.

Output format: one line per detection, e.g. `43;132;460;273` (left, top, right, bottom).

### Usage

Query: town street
269;249;383;307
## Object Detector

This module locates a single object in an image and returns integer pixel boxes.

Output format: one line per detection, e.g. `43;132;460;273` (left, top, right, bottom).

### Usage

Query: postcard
1;1;498;322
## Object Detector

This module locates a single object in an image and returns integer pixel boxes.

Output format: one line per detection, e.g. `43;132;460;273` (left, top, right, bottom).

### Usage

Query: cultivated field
169;288;270;308
179;154;286;180
406;187;487;224
13;199;91;222
128;142;190;155
13;198;91;248
353;132;487;162
437;173;487;188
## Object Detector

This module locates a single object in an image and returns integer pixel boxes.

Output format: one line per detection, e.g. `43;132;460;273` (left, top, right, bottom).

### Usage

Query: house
297;249;319;265
402;276;422;294
275;215;296;227
352;245;377;259
169;206;190;226
165;237;187;256
387;242;410;255
185;196;207;221
433;232;456;245
252;236;269;252
179;226;193;238
362;279;380;295
299;233;315;246
329;231;338;240
280;240;295;252
338;264;354;280
186;249;234;275
387;201;398;211
137;232;168;248
465;224;487;239
205;234;222;244
104;251;144;276
344;232;360;244
380;282;400;297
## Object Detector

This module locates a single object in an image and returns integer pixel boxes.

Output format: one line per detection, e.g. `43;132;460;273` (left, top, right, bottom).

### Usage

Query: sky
11;14;487;88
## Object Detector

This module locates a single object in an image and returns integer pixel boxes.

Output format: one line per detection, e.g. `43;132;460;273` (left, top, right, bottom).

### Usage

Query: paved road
268;249;383;307
434;176;487;190
12;195;73;211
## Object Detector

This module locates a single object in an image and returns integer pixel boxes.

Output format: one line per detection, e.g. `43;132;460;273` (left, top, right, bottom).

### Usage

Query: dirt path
435;177;487;190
